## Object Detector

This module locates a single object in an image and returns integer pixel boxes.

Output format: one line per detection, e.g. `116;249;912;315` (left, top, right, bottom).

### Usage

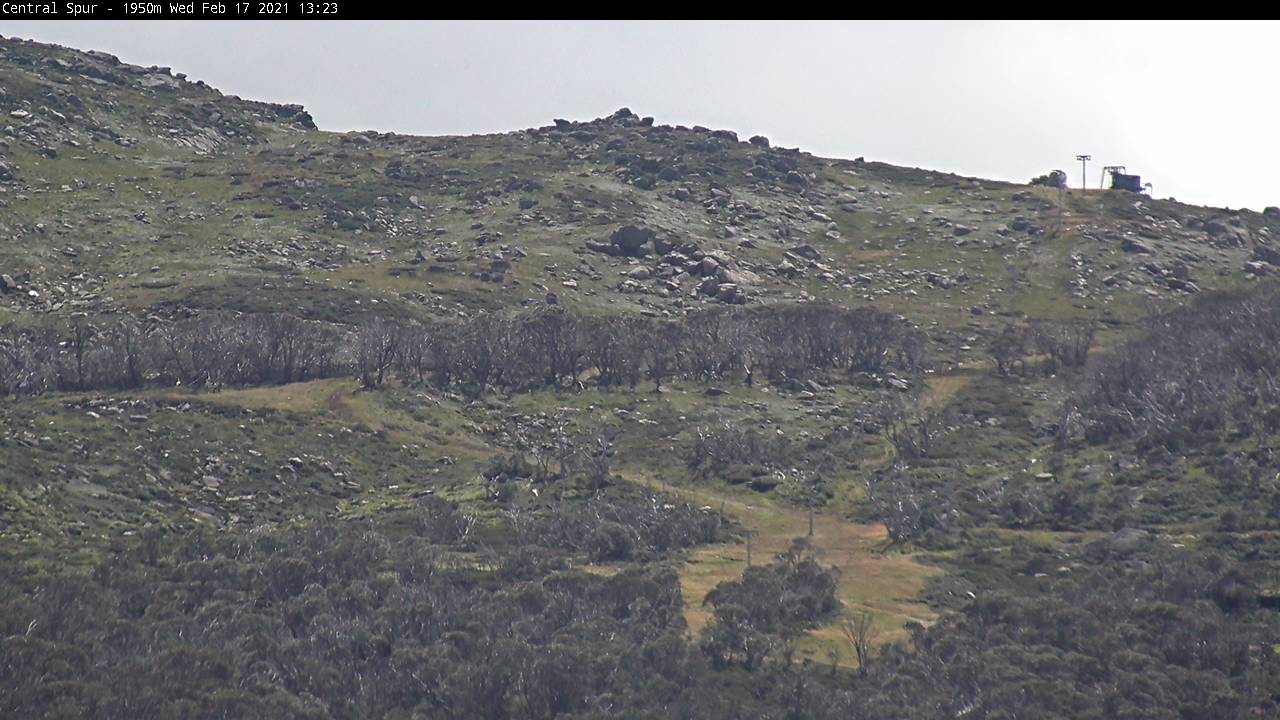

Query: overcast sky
3;20;1276;210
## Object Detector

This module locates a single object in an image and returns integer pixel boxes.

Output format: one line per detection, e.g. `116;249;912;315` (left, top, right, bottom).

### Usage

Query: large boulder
1109;527;1150;553
718;266;761;286
610;107;639;123
1253;245;1280;267
272;103;316;129
1205;217;1249;247
609;225;655;256
715;283;741;302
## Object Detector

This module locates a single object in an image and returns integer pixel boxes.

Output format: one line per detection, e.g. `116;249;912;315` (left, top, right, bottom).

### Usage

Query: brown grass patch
630;474;939;668
924;374;973;410
167;378;356;414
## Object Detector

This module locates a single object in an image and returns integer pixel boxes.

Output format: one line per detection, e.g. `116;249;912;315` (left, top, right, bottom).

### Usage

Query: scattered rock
791;244;821;260
885;374;910;391
1121;237;1153;254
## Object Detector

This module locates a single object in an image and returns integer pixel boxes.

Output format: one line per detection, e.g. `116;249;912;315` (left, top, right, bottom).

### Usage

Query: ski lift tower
1076;154;1092;189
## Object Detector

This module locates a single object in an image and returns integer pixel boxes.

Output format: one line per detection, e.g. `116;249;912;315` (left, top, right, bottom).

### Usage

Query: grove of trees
0;302;927;398
1075;285;1280;450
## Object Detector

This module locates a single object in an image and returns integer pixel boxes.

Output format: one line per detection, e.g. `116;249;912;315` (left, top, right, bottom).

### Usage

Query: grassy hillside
3;34;1280;720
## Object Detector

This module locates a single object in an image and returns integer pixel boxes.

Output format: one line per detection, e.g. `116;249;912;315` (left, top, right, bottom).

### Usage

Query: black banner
0;2;365;19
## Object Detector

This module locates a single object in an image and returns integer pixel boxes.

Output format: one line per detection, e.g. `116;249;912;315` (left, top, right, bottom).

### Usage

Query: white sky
3;20;1277;210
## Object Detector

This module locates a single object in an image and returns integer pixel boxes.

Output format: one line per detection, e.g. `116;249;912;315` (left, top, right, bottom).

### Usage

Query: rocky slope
3;34;1278;353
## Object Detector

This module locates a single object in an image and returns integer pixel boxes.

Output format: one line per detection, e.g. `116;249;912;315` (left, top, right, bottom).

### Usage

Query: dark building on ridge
1110;171;1143;192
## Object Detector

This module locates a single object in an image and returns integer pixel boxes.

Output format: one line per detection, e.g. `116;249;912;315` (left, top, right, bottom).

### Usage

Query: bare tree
989;323;1034;377
393;319;433;384
865;466;953;545
356;318;400;388
645;320;685;392
683;307;749;382
0;324;49;396
102;318;147;389
514;412;577;484
526;306;584;386
780;468;821;537
63;315;94;390
1033;319;1095;373
879;395;945;461
582;427;617;491
841;611;880;675
585;315;646;389
687;419;790;480
548;410;578;481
